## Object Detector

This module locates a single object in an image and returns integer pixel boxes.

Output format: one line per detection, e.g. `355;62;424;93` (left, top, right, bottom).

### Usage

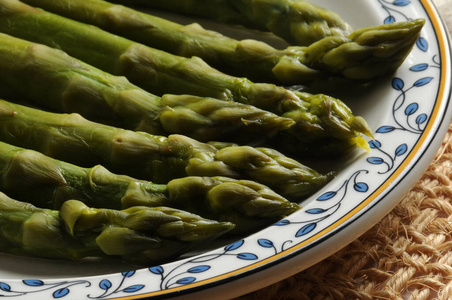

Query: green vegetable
0;32;294;144
0;0;372;154
0;99;332;199
0;139;301;232
18;0;424;86
108;0;353;46
0;192;234;263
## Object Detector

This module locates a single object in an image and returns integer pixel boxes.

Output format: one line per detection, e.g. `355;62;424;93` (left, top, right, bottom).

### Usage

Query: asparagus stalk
109;0;353;46
0;35;294;145
18;0;424;86
0;99;333;199
0;140;168;210
0;0;372;154
0;139;301;231
0;192;234;263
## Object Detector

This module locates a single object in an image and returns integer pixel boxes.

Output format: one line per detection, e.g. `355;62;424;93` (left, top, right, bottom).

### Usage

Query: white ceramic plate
0;0;451;299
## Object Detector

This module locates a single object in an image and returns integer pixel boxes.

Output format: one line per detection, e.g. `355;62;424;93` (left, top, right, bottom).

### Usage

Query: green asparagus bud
0;192;234;263
62;201;234;242
0;141;170;209
18;0;423;86
0;139;301;231
280;91;372;156
0;0;372;153
109;0;353;46
158;94;294;142
0;99;331;198
0;31;293;144
167;176;300;231
0;194;104;260
281;18;426;83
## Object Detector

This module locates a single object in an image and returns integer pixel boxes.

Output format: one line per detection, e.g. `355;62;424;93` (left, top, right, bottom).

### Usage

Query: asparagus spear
109;0;353;46
0;139;301;231
0;99;333;199
0;192;234;263
0;140;169;210
0;35;294;145
18;0;424;86
0;0;372;154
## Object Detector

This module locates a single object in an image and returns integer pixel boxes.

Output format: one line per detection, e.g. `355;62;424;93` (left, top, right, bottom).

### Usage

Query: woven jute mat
239;122;452;300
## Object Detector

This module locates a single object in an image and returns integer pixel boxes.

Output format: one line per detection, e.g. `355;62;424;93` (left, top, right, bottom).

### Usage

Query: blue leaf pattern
296;223;316;237
23;280;44;287
53;288;69;298
0;283;11;292
354;182;369;193
395;144;408;156
392;77;404;90
417;37;428;52
393;0;411;6
376;126;396;133
384;16;396;23
99;279;112;290
122;271;135;278
317;191;336;201
149;266;164;275
416;114;428;124
123;285;145;293
306;208;326;214
237;253;258;260
410;63;429;71
258;239;274;248
413;77;433;87
405;103;418;115
274;219;290;226
367;157;384;164
225;240;244;251
187;266;210;273
176;277;196;285
369;140;382;149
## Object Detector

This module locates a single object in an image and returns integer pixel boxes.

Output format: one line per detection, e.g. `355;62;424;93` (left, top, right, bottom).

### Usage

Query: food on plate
0;139;301;233
0;99;333;199
0;192;234;263
0;0;372;155
18;0;424;86
0;0;424;264
108;0;353;46
0;33;299;143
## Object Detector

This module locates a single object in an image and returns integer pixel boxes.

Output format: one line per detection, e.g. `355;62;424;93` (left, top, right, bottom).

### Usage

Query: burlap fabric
237;125;452;299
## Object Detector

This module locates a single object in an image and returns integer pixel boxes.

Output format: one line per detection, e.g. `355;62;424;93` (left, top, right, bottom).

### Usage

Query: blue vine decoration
367;140;408;174
0;279;90;298
378;0;412;24
375;76;432;136
88;271;145;299
273;170;369;247
148;240;257;291
410;55;441;72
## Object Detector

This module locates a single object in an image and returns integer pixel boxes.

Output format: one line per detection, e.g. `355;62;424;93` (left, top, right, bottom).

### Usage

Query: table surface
435;0;452;32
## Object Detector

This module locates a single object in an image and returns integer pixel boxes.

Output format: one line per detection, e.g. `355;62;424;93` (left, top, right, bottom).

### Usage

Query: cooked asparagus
0;34;295;144
18;0;424;85
0;141;168;210
0;139;301;230
0;99;333;199
0;193;234;263
0;0;372;154
108;0;353;46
